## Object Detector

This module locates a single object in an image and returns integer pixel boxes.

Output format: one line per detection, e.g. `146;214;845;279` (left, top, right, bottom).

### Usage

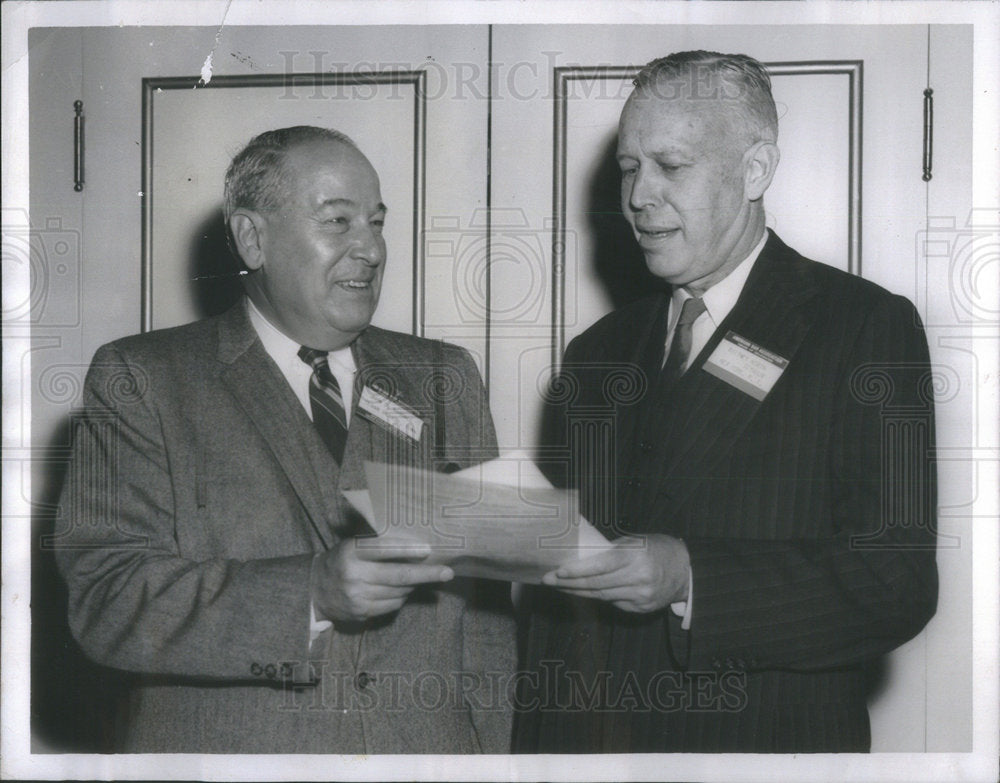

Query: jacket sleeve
54;343;315;683
672;294;938;672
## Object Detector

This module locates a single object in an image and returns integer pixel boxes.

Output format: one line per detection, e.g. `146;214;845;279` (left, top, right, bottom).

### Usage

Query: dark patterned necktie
661;297;707;385
298;346;349;463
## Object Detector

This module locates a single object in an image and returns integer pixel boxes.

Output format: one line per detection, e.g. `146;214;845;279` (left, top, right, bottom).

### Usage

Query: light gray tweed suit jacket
55;299;515;753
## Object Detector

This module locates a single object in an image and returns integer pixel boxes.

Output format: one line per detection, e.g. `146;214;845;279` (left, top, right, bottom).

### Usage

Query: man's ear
229;210;266;271
743;141;780;202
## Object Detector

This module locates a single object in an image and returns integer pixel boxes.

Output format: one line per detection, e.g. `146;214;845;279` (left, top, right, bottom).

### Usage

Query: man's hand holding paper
541;533;691;613
311;538;455;624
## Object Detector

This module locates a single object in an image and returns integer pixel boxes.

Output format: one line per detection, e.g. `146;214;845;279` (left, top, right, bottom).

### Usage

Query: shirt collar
671;229;769;327
246;297;355;372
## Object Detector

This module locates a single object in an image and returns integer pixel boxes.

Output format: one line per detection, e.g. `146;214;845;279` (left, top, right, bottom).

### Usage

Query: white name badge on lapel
703;331;789;401
357;385;424;443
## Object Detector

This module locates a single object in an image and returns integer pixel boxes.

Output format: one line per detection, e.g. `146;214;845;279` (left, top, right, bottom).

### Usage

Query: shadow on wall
585;132;664;311
187;207;244;320
533;131;662;482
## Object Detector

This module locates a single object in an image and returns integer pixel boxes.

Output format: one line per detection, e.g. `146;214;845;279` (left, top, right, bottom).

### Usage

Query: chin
330;320;373;337
644;256;692;285
324;299;376;328
335;312;376;334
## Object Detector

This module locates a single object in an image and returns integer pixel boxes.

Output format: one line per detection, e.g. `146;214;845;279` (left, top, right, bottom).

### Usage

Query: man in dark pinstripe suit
514;51;938;753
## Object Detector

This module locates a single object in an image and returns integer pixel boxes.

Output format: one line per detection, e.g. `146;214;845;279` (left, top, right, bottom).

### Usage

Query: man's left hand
541;534;690;613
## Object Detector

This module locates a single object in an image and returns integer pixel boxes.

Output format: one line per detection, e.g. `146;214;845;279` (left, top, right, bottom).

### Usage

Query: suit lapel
216;302;338;550
341;328;433;490
646;233;823;518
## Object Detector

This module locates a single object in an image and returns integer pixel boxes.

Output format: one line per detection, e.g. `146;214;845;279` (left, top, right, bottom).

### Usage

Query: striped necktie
298;346;349;463
661;296;707;385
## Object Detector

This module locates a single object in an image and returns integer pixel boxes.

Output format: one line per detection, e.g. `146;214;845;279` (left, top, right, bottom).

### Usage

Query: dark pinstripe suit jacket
514;232;938;753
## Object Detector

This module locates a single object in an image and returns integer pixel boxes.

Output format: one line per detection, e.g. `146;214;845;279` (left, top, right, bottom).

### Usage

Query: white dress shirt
663;231;768;373
663;230;769;629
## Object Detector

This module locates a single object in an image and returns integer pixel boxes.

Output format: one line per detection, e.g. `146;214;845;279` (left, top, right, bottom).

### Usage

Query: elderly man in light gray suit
55;126;514;753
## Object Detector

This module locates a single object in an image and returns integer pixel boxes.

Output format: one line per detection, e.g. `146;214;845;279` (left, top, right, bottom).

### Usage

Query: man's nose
626;167;659;212
351;225;384;265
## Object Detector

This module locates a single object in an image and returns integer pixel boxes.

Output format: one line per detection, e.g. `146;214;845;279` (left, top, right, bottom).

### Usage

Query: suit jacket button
356;671;374;689
250;662;262;676
639;441;652;452
265;663;277;679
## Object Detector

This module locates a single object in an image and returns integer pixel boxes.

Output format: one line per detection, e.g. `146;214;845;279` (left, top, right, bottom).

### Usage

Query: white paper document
342;451;613;582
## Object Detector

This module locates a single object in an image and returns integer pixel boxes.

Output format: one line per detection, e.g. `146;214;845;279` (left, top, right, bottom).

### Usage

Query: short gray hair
223;126;357;222
632;51;778;146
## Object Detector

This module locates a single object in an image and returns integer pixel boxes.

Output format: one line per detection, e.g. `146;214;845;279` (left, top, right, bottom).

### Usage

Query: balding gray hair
223;126;357;223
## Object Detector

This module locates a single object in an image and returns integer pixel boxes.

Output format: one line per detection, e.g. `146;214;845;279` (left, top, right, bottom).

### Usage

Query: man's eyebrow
616;146;690;160
650;145;691;158
317;198;388;213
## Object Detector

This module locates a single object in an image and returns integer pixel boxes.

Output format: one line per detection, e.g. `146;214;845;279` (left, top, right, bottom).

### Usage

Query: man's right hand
311;538;453;624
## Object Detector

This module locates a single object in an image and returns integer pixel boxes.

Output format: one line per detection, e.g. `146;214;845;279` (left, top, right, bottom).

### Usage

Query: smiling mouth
336;280;373;291
637;227;679;240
